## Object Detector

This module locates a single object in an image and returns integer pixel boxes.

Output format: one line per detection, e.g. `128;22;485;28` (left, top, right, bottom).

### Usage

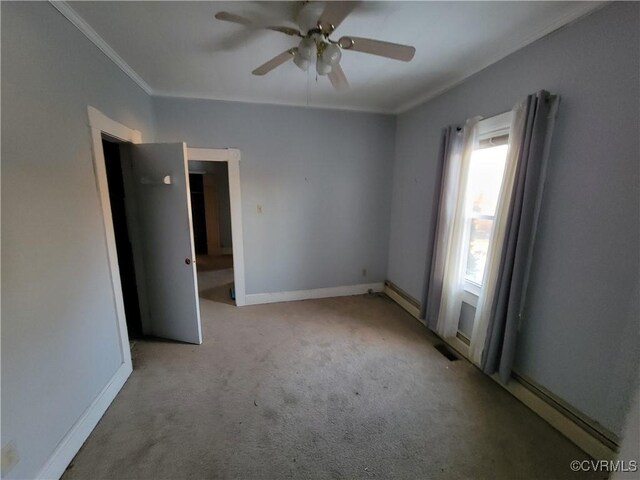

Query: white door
130;143;202;344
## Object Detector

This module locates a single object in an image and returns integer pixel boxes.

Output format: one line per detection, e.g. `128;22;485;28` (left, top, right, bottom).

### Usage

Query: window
463;113;511;292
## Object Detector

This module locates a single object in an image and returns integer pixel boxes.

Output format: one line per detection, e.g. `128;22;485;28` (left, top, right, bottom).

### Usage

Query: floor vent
434;343;459;361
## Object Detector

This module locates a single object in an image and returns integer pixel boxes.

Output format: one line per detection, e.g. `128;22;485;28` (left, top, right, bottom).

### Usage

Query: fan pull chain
307;65;309;107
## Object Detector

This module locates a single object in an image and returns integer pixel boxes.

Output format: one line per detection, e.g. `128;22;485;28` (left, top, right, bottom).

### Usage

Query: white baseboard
382;287;617;461
496;375;617;461
244;282;384;306
446;340;617;460
37;362;132;480
383;285;422;320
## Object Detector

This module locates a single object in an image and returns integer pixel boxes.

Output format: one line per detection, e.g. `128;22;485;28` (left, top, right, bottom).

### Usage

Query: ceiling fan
214;1;416;91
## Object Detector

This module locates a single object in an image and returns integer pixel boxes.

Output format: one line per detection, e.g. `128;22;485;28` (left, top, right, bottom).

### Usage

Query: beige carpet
196;254;233;272
62;285;599;479
197;267;235;306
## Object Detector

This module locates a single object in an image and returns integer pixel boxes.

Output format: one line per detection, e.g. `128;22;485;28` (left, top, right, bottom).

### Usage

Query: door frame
187;147;246;306
88;106;142;371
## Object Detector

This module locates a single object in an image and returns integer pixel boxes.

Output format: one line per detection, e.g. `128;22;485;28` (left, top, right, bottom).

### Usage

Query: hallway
196;254;235;306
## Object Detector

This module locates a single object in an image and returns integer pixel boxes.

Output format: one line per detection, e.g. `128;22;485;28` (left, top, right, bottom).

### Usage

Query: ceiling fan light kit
293;34;342;76
315;57;332;76
215;1;416;89
292;50;310;72
297;36;317;62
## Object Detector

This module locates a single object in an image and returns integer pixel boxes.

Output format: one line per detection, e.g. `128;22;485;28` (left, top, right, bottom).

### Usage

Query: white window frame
463;111;512;307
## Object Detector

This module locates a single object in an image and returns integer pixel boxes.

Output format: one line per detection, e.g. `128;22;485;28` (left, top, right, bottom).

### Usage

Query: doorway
186;147;246;306
189;163;235;305
92;116;203;347
102;138;143;340
91;110;244;365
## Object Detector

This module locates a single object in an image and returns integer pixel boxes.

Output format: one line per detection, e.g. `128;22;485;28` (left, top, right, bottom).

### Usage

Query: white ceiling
65;1;601;113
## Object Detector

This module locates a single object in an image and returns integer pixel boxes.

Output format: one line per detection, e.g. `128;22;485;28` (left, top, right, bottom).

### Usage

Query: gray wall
1;3;155;478
2;2;637;478
387;2;639;436
154;98;396;295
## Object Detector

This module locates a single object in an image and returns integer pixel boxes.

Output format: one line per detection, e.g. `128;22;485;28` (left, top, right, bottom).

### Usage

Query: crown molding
394;1;608;114
152;90;395;115
49;1;153;96
49;0;607;116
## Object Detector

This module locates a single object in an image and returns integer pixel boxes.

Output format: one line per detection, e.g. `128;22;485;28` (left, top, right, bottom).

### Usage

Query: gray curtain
481;90;559;382
423;126;463;329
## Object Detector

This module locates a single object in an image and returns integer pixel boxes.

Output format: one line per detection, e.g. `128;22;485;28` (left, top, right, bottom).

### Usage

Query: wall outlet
256;204;263;214
1;441;19;476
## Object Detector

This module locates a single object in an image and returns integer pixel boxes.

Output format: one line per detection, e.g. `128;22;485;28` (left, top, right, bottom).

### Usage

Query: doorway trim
38;107;143;480
88;106;141;370
187;147;246;306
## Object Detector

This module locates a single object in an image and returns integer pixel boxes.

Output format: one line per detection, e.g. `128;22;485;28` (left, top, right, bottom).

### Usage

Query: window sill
462;281;481;308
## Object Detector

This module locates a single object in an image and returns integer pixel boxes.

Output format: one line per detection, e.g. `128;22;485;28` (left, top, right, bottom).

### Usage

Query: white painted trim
187;148;246;307
462;289;479;309
51;0;389;114
495;375;617;461
394;2;606;113
477;111;513;137
445;335;472;362
51;0;602;115
383;285;422;320
88;106;142;144
37;362;132;480
346;276;618;461
153;91;394;115
181;142;204;344
49;1;153;95
88;106;141;371
244;283;384;306
424;323;617;461
188;147;238;163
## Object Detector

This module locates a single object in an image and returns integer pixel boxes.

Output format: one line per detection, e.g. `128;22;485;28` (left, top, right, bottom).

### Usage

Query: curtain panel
424;126;460;330
424;90;559;384
481;91;559;382
424;119;479;334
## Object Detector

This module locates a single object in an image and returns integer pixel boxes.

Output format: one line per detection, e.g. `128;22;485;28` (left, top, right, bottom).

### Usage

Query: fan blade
267;26;302;37
318;2;359;33
340;36;415;62
215;11;253;26
328;64;349;91
215;12;302;37
252;49;295;76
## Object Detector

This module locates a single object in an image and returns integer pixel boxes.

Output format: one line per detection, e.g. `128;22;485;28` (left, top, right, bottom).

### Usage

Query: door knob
185;258;192;265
